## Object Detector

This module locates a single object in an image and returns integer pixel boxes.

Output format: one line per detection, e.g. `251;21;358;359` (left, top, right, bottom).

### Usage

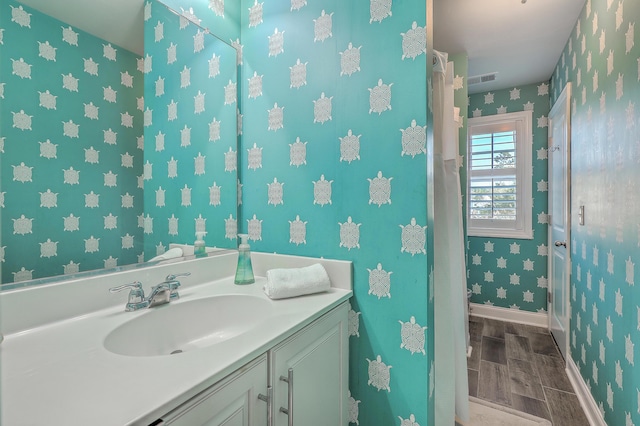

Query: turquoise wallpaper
551;0;639;423
0;0;143;283
160;0;241;46
143;0;239;256
239;1;432;424
467;83;550;313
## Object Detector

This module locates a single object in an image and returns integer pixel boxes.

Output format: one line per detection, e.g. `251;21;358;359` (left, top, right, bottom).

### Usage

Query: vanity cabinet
270;303;348;426
158;355;268;426
152;302;348;426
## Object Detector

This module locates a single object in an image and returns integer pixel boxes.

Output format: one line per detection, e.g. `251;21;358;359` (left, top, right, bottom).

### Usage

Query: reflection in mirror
143;1;238;261
0;0;238;286
1;0;144;284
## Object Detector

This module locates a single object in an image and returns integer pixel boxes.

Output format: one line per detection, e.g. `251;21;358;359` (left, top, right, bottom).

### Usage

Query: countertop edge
133;290;352;426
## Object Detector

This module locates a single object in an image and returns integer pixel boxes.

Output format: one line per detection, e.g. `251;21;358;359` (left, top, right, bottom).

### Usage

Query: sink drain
170;349;183;355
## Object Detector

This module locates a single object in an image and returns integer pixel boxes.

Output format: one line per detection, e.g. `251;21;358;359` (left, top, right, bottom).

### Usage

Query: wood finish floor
468;316;589;426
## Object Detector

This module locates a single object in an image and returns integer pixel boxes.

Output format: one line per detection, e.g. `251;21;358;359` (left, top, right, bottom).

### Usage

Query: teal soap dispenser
194;232;207;258
234;234;255;285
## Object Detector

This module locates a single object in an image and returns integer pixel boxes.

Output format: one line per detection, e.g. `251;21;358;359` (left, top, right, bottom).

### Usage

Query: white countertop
1;258;352;426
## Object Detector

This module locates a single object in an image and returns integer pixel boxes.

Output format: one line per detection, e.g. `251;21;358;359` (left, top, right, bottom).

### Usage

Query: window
467;110;533;239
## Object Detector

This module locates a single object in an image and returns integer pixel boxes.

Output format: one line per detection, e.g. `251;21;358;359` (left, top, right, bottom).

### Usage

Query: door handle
554;241;567;248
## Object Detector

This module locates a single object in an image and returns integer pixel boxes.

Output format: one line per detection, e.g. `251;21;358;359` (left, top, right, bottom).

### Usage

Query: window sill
468;228;533;240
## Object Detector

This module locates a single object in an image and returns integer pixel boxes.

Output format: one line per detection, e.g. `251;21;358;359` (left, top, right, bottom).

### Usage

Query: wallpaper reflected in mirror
142;1;238;261
0;0;239;285
1;0;144;284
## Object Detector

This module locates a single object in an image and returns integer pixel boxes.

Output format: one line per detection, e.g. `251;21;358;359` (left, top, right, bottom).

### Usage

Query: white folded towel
148;247;184;262
264;263;331;300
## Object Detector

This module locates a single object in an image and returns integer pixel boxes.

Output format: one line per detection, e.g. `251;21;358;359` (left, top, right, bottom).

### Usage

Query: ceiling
18;0;586;90
434;0;587;94
18;0;144;55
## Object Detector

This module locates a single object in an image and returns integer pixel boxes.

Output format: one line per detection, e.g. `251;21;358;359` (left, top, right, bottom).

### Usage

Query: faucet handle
163;272;190;301
109;281;144;297
109;281;148;311
165;272;191;281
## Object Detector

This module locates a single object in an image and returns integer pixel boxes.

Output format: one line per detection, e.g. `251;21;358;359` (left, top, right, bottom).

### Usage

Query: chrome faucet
146;272;191;307
109;272;191;311
109;281;148;311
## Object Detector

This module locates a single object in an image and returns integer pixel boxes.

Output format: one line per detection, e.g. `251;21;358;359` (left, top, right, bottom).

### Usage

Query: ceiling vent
468;72;498;85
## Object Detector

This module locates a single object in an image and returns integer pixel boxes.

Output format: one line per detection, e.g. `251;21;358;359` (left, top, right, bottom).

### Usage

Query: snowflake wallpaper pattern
550;0;639;423
142;1;239;257
0;0;143;284
239;1;433;424
467;82;551;313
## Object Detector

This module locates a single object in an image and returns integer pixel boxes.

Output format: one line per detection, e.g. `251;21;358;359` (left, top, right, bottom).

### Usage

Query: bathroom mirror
0;0;238;286
141;1;239;262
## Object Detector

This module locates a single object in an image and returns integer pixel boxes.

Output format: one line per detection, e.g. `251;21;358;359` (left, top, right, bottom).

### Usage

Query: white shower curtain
432;51;470;425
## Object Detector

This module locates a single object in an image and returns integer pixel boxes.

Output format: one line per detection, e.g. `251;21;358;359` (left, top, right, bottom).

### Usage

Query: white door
271;304;348;426
160;355;268;426
548;83;571;360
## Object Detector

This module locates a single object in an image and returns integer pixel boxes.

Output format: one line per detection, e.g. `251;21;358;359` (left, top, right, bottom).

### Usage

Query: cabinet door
160;355;268;426
271;303;348;426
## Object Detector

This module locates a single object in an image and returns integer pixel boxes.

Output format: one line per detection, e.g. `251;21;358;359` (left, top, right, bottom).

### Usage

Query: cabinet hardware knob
554;241;567;248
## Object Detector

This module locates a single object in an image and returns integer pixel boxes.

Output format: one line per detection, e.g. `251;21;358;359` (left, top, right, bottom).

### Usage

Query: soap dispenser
234;234;255;284
194;232;207;258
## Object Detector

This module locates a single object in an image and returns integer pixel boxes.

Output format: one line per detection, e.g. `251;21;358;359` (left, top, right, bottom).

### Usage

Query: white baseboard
566;356;606;426
469;303;548;328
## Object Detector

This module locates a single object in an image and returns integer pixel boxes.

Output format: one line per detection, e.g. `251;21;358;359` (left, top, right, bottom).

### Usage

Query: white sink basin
104;295;272;357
